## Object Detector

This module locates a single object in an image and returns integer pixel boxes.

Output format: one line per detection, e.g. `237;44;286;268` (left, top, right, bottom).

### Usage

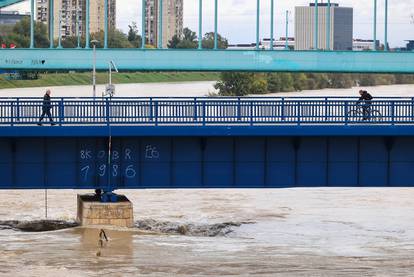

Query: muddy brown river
1;189;414;276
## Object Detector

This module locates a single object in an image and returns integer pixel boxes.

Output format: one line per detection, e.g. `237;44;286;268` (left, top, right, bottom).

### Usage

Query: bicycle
347;103;383;122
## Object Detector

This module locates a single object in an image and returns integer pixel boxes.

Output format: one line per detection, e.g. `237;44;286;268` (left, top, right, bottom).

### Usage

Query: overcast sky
6;0;414;47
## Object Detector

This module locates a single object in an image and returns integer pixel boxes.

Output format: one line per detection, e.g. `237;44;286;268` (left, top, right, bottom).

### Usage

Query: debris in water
0;220;78;232
135;219;254;237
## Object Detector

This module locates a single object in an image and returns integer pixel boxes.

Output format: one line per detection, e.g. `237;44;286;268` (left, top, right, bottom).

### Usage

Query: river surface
1;83;414;276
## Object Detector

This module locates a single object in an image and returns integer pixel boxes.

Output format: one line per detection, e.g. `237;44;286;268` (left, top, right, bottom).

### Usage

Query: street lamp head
90;39;99;46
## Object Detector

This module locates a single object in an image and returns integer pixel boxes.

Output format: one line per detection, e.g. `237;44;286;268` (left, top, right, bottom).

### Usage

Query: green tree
328;73;354;88
292;73;308;91
215;72;267;96
202;32;228;49
127;22;142;48
168;27;198;49
4;17;49;48
89;30;133;48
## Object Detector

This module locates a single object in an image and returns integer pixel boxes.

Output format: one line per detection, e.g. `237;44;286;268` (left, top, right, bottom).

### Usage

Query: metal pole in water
158;0;163;48
384;0;388;51
85;0;90;48
256;0;260;50
142;0;146;49
49;0;54;48
214;0;218;50
104;0;108;49
373;0;377;50
198;0;203;49
270;0;274;50
30;0;34;48
314;0;318;50
326;0;331;50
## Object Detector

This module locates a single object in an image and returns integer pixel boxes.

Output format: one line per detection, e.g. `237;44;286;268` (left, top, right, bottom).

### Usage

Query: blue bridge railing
1;97;414;126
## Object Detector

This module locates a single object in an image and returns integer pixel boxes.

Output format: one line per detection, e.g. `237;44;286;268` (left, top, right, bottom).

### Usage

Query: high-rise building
295;3;353;50
145;0;183;48
36;0;116;40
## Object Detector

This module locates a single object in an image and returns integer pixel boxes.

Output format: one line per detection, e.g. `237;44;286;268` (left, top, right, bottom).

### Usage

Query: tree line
214;72;414;96
1;19;413;94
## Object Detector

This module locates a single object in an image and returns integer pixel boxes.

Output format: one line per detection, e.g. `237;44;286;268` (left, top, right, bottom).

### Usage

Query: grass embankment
0;72;220;89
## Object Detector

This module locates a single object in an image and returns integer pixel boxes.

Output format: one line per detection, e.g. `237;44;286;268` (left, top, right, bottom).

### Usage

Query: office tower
145;0;183;48
36;0;116;40
295;3;353;50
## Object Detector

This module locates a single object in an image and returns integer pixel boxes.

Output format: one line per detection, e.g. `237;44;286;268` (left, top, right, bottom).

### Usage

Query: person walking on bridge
38;89;55;126
358;90;373;121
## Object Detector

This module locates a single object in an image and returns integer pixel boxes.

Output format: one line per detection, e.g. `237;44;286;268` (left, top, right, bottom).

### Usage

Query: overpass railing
0;97;414;126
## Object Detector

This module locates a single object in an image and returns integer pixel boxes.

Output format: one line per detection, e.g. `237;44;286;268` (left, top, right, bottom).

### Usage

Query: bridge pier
76;194;134;228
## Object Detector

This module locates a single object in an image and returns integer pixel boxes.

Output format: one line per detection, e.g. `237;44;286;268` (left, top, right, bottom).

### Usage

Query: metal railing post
59;98;64;126
391;101;395;125
193;98;198;121
297;101;301;125
237;97;241;121
154;100;159;126
10;101;14;126
149;97;153;121
344;101;349;125
202;101;206;126
250;101;254;126
106;98;110;126
16;98;20;122
281;97;285;121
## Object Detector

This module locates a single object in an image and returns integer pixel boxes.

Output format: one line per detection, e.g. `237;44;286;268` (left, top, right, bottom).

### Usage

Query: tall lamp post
91;40;99;98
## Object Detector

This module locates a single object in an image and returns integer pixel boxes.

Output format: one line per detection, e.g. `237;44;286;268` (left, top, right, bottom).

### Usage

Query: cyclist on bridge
358;90;373;121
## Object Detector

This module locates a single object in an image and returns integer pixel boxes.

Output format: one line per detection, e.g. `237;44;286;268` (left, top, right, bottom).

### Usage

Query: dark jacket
42;94;51;110
359;91;373;102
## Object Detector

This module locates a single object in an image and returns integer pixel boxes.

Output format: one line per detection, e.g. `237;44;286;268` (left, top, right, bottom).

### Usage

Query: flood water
1;83;414;276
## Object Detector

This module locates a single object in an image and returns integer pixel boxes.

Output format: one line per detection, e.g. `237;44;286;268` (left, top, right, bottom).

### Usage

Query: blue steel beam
104;0;108;49
158;0;163;48
214;0;218;50
198;0;203;49
1;49;414;73
85;0;90;48
1;125;414;137
384;0;388;51
49;0;54;48
314;0;318;50
256;0;260;50
30;0;34;48
270;0;274;50
326;0;331;50
0;0;26;8
373;0;377;50
142;0;146;49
